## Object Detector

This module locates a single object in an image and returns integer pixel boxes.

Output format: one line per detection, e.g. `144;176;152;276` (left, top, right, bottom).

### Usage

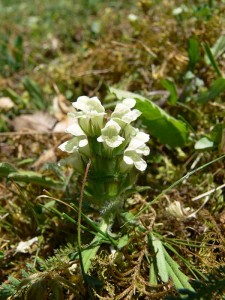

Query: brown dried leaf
52;94;74;121
53;117;76;132
12;112;57;132
32;148;56;169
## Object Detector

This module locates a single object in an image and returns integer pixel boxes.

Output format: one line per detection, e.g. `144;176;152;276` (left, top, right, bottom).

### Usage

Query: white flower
72;96;106;136
58;123;89;155
65;123;88;147
126;131;150;154
122;131;150;171
58;138;84;153
123;151;148;171
112;98;141;127
97;120;125;148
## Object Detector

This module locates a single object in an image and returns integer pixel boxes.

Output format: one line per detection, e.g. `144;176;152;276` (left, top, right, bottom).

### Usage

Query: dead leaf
12;112;57;132
53;117;77;132
0;97;14;112
15;237;38;254
53;94;73;121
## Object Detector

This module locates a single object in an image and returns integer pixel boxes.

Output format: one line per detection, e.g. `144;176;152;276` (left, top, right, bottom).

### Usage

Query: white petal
112;103;127;114
128;131;150;150
135;131;150;143
105;136;124;148
122;98;136;108
58;141;69;152
65;123;85;136
134;159;147;171
136;145;150;156
123;155;134;165
73;96;105;113
79;139;88;147
72;96;89;110
105;119;121;132
97;136;104;142
112;100;141;125
120;109;141;123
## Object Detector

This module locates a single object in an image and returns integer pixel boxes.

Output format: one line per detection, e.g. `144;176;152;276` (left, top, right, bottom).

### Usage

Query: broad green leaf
82;220;109;273
161;79;178;105
110;87;188;147
8;171;64;189
163;248;194;291
188;37;200;71
196;77;225;104
195;137;214;150
149;233;169;283
0;162;17;178
80;240;102;273
203;43;222;77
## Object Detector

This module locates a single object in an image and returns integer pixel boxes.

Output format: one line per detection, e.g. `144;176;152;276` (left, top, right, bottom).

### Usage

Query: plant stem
77;160;91;278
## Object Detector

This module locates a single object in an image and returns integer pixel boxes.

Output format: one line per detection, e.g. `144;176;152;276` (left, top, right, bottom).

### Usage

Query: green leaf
195;137;214;150
0;251;4;260
117;234;129;250
0;283;16;298
8;171;64;190
195;125;224;151
110;88;188;147
163;248;194;291
188;37;200;71
0;162;17;178
211;124;223;145
161;79;178;105
23;77;47;110
8;276;20;287
42;163;65;181
203;43;222;77
149;233;169;283
149;258;158;285
82;220;109;273
196;77;225;104
205;35;225;63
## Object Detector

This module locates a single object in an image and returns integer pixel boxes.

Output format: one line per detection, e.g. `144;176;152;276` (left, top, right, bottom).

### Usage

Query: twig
192;183;225;201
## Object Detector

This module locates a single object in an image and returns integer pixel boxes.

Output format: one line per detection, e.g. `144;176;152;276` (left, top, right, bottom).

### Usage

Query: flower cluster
58;96;150;209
